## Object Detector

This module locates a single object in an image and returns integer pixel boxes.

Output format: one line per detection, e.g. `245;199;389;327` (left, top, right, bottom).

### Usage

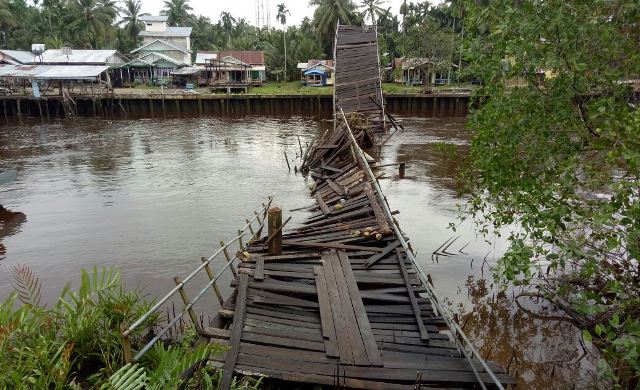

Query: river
0;116;600;388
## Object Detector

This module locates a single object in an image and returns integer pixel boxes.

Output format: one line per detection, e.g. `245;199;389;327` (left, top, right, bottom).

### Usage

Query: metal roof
217;51;265;65
140;15;168;22
131;39;191;54
38;49;123;65
0;50;35;64
125;52;185;67
0;64;109;80
139;27;192;37
171;66;200;75
195;52;217;65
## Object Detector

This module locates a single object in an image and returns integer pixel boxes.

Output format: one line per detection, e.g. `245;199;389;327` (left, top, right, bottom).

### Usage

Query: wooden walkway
202;24;514;389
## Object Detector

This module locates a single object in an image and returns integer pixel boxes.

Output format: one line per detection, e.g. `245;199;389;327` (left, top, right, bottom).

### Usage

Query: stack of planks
202;115;515;389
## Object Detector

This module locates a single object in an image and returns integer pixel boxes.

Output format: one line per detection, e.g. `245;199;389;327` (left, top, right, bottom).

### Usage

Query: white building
137;15;192;65
125;15;193;82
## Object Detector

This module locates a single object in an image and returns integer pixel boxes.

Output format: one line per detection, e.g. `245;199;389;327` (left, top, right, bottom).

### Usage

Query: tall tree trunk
283;30;287;82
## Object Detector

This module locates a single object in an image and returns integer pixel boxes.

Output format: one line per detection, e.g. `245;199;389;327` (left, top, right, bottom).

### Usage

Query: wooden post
268;207;283;255
173;276;201;333
200;257;224;306
245;219;255;236
220;240;238;277
284;151;291;171
121;323;133;363
399;162;406;179
237;229;244;251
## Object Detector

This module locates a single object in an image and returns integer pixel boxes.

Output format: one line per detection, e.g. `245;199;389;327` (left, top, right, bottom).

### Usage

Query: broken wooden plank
313;265;339;358
254;257;264;281
364;240;401;268
336;250;383;366
219;274;249;390
318;254;354;364
396;249;429;341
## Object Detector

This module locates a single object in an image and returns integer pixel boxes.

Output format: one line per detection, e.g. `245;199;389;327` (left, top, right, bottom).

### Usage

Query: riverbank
113;81;475;97
0;92;471;120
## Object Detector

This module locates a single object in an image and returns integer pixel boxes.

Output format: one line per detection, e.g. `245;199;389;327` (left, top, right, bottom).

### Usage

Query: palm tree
67;0;119;48
310;0;357;53
219;11;236;45
0;0;15;46
399;0;408;31
360;0;385;25
276;3;290;81
161;0;193;26
119;0;143;45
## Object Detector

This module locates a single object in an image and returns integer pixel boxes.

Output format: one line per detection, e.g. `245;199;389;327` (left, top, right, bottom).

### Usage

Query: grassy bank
114;81;474;97
0;266;259;389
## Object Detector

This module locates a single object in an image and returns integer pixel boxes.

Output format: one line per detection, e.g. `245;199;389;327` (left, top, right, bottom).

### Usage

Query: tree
360;0;386;25
161;0;193;26
0;0;17;46
398;17;457;88
276;3;290;81
309;0;357;53
462;0;640;385
119;0;143;49
219;11;236;45
66;0;119;48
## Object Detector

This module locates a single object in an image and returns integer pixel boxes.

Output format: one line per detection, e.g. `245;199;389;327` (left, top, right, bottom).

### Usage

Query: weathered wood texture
203;24;513;390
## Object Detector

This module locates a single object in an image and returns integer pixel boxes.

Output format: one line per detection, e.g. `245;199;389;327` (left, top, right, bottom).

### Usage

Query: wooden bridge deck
203;121;514;388
201;24;513;389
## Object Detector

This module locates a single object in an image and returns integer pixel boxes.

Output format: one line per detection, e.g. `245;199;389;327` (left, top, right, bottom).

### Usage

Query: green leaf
582;329;593;344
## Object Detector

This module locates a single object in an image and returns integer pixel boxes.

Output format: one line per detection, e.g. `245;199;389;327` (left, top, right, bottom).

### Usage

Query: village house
392;57;454;86
195;51;266;87
297;60;334;87
124;14;192;84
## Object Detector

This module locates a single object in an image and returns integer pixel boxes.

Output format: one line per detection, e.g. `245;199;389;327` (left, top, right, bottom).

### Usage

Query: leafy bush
461;0;640;386
0;266;262;389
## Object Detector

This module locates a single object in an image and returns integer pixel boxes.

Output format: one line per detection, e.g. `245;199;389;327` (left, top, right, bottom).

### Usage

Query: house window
146;23;152;26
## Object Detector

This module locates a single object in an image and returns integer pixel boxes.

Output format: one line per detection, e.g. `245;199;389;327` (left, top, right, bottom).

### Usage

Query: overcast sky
139;0;415;28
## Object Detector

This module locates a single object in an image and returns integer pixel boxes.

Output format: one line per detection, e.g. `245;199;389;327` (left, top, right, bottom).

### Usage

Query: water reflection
458;277;603;389
0;116;327;304
0;115;601;388
378;117;600;389
0;205;27;259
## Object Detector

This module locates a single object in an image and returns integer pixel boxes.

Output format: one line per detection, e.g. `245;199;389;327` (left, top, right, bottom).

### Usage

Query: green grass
250;81;332;95
382;82;427;94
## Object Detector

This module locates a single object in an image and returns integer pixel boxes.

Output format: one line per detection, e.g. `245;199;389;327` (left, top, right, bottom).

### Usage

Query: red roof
218;51;265;66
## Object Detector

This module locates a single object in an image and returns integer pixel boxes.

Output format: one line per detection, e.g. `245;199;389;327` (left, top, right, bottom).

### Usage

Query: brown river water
0;116;601;388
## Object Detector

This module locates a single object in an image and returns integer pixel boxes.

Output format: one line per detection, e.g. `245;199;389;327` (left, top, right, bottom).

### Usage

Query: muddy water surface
0;116;599;388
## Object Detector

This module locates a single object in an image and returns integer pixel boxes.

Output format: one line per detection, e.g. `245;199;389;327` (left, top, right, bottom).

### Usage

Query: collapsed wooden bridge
203;25;512;389
122;24;514;390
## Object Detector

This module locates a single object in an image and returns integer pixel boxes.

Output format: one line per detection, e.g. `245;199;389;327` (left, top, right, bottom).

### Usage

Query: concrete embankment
0;93;470;120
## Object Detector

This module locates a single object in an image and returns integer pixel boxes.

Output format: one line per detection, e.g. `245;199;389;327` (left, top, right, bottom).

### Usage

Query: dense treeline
0;0;462;80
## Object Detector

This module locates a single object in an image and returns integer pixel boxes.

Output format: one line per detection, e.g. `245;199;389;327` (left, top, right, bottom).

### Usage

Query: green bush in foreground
0;266;258;389
461;0;639;386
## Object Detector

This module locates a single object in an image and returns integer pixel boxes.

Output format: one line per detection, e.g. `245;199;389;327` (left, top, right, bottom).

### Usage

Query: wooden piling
284;151;291;171
200;257;224;306
267;207;283;255
173;276;201;333
220;240;238;278
399;162;406;178
121;323;133;364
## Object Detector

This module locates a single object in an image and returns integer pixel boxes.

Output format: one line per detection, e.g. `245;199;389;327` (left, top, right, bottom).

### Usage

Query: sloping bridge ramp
334;25;384;117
